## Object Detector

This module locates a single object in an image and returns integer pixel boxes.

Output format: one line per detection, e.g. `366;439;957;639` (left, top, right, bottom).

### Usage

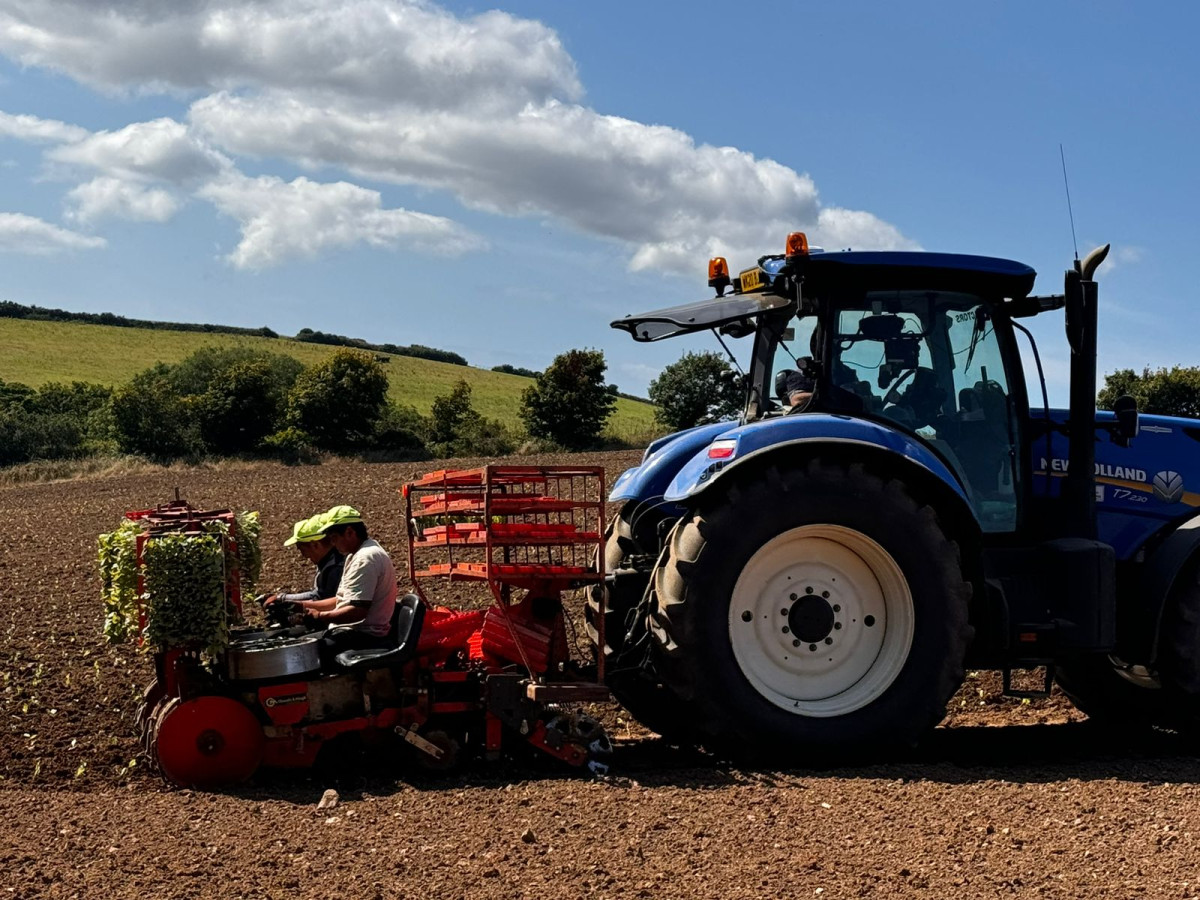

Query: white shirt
333;538;398;637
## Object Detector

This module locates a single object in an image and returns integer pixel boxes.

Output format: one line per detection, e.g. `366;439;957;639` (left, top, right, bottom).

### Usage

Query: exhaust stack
1063;243;1110;539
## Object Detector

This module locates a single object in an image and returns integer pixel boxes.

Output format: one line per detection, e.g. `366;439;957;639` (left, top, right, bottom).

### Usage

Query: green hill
0;318;658;443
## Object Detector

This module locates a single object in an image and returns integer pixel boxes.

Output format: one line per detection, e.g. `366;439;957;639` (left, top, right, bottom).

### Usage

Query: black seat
335;593;425;671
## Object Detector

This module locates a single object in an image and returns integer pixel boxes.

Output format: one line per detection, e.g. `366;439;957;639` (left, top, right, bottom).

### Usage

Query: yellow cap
283;514;328;547
321;505;364;530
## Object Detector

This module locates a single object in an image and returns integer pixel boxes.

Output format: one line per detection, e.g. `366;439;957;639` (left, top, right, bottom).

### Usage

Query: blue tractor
591;233;1200;756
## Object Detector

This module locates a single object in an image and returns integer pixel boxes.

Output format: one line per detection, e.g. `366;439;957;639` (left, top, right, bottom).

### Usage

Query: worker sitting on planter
264;513;346;616
292;505;398;665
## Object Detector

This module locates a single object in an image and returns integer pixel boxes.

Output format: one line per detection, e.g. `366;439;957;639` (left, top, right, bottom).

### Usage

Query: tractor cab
613;238;1042;534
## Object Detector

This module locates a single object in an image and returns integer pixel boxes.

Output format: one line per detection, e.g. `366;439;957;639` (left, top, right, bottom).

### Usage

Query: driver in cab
775;364;815;411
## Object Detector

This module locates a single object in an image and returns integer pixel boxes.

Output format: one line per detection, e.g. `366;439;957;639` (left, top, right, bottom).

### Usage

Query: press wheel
152;696;264;788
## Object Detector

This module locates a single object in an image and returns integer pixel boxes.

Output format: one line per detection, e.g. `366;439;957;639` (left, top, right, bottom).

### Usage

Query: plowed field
3;453;1199;899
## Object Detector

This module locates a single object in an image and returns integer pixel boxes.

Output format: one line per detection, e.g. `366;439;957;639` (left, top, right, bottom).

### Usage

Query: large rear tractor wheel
1054;654;1166;730
585;506;698;742
650;459;973;759
1155;558;1200;738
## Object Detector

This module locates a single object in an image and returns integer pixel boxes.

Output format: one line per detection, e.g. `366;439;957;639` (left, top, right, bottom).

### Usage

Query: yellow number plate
738;267;764;293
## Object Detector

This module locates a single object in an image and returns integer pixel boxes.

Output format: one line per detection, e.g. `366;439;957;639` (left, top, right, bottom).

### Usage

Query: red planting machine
136;466;614;788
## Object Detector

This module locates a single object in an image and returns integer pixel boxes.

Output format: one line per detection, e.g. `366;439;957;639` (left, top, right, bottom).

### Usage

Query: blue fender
662;414;975;516
610;420;736;504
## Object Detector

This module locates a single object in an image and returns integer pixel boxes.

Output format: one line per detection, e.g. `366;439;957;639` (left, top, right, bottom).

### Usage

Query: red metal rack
124;498;246;642
402;465;607;681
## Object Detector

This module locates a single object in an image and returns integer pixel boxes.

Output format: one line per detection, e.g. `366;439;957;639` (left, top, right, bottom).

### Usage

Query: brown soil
3;452;1200;898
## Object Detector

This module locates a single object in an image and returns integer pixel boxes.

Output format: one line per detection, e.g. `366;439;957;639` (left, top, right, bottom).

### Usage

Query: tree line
0;346;627;468
0;300;469;366
9;344;1180;472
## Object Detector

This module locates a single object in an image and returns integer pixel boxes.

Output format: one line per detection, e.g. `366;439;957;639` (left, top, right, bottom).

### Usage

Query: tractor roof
611;250;1038;342
797;251;1037;299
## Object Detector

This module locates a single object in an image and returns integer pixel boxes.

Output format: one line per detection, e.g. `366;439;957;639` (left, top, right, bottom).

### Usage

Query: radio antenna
1059;143;1079;263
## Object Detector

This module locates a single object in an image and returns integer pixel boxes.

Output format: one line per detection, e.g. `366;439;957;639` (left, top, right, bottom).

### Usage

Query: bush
649;351;742;430
430;379;474;446
110;369;203;461
167;346;302;399
0;380;116;465
108;348;302;460
1099;366;1200;419
370;402;429;460
285;348;390;451
260;426;321;465
428;379;514;457
193;360;288;455
519;349;616;450
450;413;515;457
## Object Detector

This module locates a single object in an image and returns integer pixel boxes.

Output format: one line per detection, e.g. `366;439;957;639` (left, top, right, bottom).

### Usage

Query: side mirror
1111;394;1139;448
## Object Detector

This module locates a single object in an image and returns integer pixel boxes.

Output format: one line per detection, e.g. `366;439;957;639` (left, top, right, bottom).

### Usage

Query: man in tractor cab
264;513;345;611
295;505;399;665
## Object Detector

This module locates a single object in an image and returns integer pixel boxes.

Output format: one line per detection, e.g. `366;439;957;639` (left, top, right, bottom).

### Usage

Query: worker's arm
311;604;367;625
296;597;339;612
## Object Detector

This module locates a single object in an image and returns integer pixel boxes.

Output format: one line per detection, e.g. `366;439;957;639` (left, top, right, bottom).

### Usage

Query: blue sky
0;1;1196;400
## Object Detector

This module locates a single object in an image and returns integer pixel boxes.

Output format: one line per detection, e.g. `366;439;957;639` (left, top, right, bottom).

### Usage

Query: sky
0;1;1197;401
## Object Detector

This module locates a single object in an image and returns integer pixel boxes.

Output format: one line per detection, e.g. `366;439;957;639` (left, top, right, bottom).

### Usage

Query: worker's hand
262;593;281;608
301;610;322;631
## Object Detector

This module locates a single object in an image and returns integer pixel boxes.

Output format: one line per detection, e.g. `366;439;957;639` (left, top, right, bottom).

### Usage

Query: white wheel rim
728;524;914;718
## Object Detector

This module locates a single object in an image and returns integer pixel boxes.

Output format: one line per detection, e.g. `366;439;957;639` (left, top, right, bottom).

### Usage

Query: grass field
0;318;660;442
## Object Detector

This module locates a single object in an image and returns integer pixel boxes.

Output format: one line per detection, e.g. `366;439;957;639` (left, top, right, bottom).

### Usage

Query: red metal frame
403;465;606;681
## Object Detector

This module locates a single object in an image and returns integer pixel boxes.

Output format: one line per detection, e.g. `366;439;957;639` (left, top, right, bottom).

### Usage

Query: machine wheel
1154;558;1200;736
1054;655;1166;730
544;712;614;775
585;506;698;742
151;696;264;788
650;459;972;759
409;729;463;773
135;678;167;749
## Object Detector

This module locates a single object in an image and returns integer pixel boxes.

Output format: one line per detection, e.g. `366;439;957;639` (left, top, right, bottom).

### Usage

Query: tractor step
1001;665;1055;699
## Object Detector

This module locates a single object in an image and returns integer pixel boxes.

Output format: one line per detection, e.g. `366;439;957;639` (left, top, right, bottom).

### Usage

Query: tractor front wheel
650;459;972;759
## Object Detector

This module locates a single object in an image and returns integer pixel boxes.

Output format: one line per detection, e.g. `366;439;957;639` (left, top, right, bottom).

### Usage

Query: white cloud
0;1;915;274
0;0;579;110
196;172;483;269
0;109;88;143
0;212;105;253
190;93;916;274
65;176;180;224
48;117;229;185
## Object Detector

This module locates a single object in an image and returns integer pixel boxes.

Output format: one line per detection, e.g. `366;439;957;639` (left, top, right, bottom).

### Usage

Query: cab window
825;291;1019;532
